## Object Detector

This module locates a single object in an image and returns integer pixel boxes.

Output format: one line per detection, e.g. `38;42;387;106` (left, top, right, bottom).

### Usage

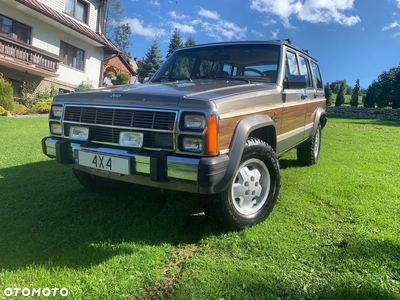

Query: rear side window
311;61;323;89
299;56;312;88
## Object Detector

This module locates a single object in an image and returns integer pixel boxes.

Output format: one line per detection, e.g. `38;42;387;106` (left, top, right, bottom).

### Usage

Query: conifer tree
335;83;345;107
139;40;162;82
324;82;333;106
166;29;183;58
350;79;360;107
184;37;196;47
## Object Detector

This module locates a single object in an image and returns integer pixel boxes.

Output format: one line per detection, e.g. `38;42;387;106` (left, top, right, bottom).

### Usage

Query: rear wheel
297;123;321;166
202;139;280;230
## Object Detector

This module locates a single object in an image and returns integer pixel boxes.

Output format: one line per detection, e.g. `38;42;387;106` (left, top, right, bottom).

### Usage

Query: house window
60;41;85;71
64;0;88;23
0;14;31;43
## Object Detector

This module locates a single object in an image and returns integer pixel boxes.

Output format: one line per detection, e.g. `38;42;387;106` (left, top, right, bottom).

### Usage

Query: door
278;50;307;154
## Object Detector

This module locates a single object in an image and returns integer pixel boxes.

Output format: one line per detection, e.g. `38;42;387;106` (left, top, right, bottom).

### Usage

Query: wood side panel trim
219;108;278;151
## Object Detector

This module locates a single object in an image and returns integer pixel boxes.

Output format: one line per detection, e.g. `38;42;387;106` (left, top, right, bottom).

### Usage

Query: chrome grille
63;106;176;150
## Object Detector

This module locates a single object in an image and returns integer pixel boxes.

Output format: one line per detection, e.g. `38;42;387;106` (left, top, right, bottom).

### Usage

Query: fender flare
214;115;276;193
310;107;327;137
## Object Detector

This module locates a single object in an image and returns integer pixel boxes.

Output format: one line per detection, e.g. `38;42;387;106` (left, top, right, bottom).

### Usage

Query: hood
54;80;276;109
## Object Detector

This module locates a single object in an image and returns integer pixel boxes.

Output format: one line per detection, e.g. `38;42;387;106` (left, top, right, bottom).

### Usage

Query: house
0;0;134;99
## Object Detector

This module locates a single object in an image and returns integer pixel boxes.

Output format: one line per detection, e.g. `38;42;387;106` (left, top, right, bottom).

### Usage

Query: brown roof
16;0;120;53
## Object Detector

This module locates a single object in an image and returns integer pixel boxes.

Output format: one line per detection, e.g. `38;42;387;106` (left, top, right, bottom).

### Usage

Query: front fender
214;115;276;193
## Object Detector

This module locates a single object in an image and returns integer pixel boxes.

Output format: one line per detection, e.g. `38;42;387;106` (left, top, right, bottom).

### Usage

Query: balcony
0;34;62;76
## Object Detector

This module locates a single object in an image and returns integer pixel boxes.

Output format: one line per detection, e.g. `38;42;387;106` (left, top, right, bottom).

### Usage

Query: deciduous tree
104;0;124;40
114;23;132;61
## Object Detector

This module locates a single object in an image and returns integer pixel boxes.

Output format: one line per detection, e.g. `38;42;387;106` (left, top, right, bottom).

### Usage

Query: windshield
151;44;281;83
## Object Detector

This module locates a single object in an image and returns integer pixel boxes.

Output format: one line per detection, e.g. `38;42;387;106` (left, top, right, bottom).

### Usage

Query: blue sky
118;0;400;88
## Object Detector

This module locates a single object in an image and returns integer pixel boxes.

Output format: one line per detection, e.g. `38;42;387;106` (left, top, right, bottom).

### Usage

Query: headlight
69;126;89;141
184;114;205;129
119;132;144;148
51;105;63;118
50;122;62;135
182;137;203;152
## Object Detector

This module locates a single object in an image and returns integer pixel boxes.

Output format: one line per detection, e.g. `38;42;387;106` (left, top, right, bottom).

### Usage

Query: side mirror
284;75;307;89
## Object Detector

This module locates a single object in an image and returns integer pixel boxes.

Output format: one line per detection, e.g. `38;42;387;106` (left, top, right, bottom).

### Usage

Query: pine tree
350;79;360;107
139;40;162;82
324;82;333;106
166;29;183;58
335;83;345;107
184;37;196;47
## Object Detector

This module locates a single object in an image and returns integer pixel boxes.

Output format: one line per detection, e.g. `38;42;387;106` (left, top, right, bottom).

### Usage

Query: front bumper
42;137;229;194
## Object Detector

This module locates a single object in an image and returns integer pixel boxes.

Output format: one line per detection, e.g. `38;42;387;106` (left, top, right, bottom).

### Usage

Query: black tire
72;168;131;192
297;123;322;166
202;139;280;230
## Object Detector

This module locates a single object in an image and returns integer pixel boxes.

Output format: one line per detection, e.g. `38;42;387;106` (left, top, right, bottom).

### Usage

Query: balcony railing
0;35;62;73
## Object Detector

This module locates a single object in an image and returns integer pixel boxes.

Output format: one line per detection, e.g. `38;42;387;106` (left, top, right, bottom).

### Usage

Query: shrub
13;104;28;115
33;98;52;114
0;106;8;116
114;72;130;85
75;79;94;92
0;74;14;112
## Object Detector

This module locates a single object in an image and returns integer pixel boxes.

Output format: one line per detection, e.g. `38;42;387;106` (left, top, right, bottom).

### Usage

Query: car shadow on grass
0;160;224;271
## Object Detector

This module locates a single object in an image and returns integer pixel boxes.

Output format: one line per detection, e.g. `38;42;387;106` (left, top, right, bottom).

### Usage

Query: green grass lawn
0;116;399;299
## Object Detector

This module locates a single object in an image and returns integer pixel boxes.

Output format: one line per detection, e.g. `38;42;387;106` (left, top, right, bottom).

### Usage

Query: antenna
155;1;179;43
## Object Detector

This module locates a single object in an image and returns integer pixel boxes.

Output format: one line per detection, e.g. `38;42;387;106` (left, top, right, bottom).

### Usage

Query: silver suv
42;39;327;230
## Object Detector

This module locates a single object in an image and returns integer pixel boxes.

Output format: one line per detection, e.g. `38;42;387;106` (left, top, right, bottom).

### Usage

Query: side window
311;61;323;89
285;51;299;80
299;56;313;88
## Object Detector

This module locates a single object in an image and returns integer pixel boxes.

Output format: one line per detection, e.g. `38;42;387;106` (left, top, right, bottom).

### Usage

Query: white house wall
37;0;100;32
2;0;104;88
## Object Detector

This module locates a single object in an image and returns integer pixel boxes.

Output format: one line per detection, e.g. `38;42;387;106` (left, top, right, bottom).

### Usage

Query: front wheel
202;139;280;230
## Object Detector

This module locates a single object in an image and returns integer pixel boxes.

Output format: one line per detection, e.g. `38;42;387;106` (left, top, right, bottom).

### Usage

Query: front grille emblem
110;93;122;98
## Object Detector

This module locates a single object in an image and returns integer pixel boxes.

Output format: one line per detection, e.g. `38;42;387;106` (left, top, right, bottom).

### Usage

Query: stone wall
326;106;400;120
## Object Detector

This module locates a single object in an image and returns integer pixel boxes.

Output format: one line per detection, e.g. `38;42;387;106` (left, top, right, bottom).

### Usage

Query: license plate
75;151;130;175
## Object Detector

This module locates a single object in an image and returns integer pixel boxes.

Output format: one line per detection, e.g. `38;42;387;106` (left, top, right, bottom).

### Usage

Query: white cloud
198;8;220;20
271;29;279;39
262;19;278;27
382;21;400;30
250;0;360;28
170;22;196;34
397;0;400;8
251;29;265;37
201;20;247;41
170;11;189;20
123;17;164;39
148;0;160;7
